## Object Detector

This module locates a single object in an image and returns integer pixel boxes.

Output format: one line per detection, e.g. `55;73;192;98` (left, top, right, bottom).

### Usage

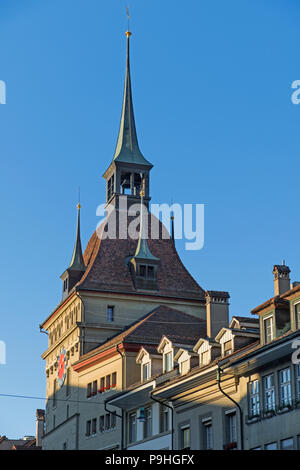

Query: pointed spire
171;212;175;243
69;203;86;272
112;29;152;167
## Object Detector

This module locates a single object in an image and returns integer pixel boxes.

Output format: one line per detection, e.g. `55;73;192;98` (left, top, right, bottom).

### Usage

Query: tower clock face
57;349;67;388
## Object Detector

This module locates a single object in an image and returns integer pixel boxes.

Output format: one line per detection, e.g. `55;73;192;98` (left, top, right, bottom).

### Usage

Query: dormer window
263;316;274;343
295;303;300;329
164;351;173;373
138;265;155;279
142;362;151;381
63;278;68;292
201;350;210;365
139;265;146;277
223;340;233;356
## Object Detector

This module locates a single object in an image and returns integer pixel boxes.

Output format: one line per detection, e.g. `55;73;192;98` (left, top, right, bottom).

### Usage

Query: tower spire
69;202;85;271
112;26;152;166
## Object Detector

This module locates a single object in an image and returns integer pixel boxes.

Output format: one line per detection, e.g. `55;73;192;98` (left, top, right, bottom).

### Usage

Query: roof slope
74;305;206;365
77;211;205;301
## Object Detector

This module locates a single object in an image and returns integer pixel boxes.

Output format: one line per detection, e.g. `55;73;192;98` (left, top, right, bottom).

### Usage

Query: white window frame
164;351;173;373
248;379;260;417
128;412;137;444
263;373;275;412
180;424;191;450
279;368;292;408
263;315;274;344
142;362;151;382
202;417;213;450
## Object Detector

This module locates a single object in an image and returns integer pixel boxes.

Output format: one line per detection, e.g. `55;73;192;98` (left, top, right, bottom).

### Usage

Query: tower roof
68;203;86;272
111;31;152;168
75;211;205;301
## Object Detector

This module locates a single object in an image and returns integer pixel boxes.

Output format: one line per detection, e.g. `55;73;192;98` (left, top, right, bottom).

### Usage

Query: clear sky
1;0;300;438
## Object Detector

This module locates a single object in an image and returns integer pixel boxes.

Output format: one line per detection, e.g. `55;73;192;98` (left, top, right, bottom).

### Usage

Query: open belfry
40;28;225;450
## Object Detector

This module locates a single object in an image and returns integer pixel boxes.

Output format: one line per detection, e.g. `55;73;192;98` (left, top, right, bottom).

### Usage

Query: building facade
107;265;300;450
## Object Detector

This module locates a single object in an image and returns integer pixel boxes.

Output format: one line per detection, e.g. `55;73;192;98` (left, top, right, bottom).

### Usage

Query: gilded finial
77;186;81;210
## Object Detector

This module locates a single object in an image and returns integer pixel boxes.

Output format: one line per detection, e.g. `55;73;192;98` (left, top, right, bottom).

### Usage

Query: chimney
205;291;230;339
35;409;45;448
273;264;291;296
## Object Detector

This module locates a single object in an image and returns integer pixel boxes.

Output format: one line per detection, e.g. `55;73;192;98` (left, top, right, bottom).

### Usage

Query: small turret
60;203;86;299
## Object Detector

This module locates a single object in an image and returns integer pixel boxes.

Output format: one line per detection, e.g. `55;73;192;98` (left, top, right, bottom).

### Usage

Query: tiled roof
74;305;206;365
232;316;259;324
76;211;205;301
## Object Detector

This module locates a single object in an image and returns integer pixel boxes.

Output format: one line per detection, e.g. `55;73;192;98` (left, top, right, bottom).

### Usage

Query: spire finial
69;198;85;272
126;6;131;37
77;186;81;210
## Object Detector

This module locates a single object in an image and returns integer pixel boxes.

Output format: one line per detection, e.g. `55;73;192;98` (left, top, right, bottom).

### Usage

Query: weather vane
126;6;130;30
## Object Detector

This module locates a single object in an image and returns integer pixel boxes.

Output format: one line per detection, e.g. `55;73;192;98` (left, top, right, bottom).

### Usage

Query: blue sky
1;0;300;437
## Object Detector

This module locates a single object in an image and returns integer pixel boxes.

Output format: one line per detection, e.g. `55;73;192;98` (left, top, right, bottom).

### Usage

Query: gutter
217;365;244;450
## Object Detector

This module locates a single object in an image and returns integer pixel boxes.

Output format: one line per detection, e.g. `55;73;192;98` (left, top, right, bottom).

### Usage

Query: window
179;359;190;375
143;407;152;439
250;446;262;450
281;438;294;450
92;380;97;396
105;413;110;430
295;303;300;329
279;368;291;408
296;364;300;401
63;442;67;450
129;412;137;443
111;411;117;428
106;375;111;391
224;340;232;356
265;442;277;450
180;425;190;450
99;377;105;393
112;372;117;388
99;415;104;433
263;374;275;412
92;418;97;435
226;412;237;445
159;405;169;433
248;380;260;417
139;265;146;277
200;350;210;365
66;368;70;397
263;316;274;343
147;266;154;279
87;382;92;398
142;363;151;381
202;419;213;450
107;306;114;322
86;420;91;437
107;175;115;200
164;352;173;372
53;379;57;407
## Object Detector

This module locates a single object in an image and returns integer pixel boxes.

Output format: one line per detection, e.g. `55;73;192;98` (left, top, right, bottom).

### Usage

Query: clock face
57;349;67;388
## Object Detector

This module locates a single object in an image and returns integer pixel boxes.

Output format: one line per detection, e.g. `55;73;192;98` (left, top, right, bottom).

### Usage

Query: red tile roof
76;211;205;301
73;305;206;366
